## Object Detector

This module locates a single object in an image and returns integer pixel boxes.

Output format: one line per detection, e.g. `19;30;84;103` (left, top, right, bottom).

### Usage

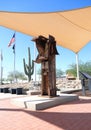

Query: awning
0;6;91;53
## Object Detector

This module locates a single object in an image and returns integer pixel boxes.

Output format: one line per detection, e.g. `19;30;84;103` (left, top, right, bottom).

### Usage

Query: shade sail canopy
0;6;91;53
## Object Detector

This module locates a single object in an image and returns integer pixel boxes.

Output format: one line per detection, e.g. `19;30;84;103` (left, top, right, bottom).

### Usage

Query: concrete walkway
0;94;91;130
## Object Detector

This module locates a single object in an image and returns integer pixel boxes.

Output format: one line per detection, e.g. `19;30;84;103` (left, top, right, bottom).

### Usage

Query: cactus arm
23;58;28;75
31;60;34;74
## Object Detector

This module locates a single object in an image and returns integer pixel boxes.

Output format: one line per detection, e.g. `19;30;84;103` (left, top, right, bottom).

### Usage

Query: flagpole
13;32;16;82
13;32;16;83
14;44;16;83
8;32;16;83
34;42;36;82
0;50;3;85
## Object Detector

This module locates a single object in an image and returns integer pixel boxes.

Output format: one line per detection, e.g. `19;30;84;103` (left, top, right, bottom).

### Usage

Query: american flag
0;51;3;61
8;33;15;47
12;44;15;53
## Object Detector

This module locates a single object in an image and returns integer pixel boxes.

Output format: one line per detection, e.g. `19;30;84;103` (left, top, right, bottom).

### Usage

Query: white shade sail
0;6;91;53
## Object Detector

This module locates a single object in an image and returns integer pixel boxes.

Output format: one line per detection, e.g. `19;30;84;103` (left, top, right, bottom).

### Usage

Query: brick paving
0;95;91;130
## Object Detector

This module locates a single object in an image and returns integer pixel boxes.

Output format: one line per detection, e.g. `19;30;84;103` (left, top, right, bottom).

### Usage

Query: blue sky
0;0;91;79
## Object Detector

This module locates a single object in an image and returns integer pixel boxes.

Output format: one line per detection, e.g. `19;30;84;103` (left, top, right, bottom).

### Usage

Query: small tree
56;69;64;78
7;72;14;83
66;61;91;77
7;71;27;83
18;72;27;81
66;63;77;77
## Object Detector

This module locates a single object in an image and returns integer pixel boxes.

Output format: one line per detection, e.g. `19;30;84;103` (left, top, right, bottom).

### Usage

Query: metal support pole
76;53;79;80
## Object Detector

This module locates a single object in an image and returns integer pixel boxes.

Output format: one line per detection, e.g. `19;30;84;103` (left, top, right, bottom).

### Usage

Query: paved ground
71;89;91;97
0;94;91;130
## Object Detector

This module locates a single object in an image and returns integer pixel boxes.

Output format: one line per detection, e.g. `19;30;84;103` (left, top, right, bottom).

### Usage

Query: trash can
10;88;16;94
16;87;23;95
0;88;3;93
3;87;9;93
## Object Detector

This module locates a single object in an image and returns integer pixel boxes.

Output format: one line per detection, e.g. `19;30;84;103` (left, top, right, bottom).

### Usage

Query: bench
79;71;91;95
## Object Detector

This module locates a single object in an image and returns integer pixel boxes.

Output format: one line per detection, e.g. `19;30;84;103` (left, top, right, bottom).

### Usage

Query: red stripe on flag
8;33;15;47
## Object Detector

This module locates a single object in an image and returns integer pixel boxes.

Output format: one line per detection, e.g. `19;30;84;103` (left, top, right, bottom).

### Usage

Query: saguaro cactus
23;47;34;82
